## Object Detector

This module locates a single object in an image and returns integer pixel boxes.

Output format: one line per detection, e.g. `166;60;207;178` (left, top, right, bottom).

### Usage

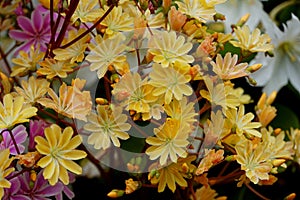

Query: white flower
216;0;272;33
250;14;300;95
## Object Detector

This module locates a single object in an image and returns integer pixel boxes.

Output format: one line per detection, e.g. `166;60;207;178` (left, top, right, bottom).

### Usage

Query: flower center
278;42;299;62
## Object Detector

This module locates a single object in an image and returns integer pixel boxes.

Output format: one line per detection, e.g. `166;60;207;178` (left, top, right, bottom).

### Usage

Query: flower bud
107;189;125;198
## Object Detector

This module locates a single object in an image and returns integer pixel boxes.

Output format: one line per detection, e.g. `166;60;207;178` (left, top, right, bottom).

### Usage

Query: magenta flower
9;6;52;53
18;171;64;200
28;120;50;150
0;125;27;155
3;175;31;200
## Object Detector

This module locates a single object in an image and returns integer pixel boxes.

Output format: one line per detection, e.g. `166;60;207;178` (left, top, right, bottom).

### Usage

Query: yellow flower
53;29;90;64
86;33;127;79
84;105;131;150
148;31;194;68
37;58;75;79
100;5;134;37
235;138;272;184
200;76;240;110
261;128;293;167
112;72;160;120
14;76;50;105
193;185;227;200
149;63;193;104
146;119;189;166
71;0;101;23
255;92;277;127
230;25;274;53
38;0;60;9
0;94;38;129
38;78;92;121
175;0;222;23
0;149;15;199
35;124;87;185
211;53;249;80
11;45;45;77
224;105;262;138
148;156;196;192
0;72;13;96
164;97;198;129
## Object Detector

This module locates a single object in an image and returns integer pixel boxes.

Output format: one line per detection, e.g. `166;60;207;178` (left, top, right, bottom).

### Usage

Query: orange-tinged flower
193;185;227;200
0;94;38;129
0;149;15;199
255;92;277;127
35;124;87;185
14;76;50;105
195;149;224;175
168;6;187;31
38;78;92;121
211;53;249;80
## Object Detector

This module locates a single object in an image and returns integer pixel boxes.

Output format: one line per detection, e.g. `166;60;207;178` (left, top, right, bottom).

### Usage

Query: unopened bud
110;73;120;83
247;77;257;86
213;13;226;21
96;98;108;105
225;155;236;162
272;159;286;167
284;193;296;200
274;128;282;136
267;91;277;105
247;64;262;73
107;189;125;198
236;13;250;27
181;163;189;173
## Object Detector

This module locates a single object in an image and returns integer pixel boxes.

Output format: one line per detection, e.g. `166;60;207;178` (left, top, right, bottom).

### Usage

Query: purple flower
28;120;50;150
19;170;64;200
3;175;31;200
0;125;27;155
55;172;76;200
9;5;52;53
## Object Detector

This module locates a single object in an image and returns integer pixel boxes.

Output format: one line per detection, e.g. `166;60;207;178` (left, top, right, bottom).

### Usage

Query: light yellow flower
53;28;90;64
146;119;189;166
230;25;274;53
200;76;240;110
149;63;193;104
261;128;293;167
112;72;158;120
175;0;222;23
35;124;87;185
11;45;45;77
211;53;249;80
193;185;227;200
235;138;272;184
38;78;92;121
14;76;50;105
148;31;194;68
37;58;75;79
0;94;37;129
100;5;134;37
71;0;101;23
224;105;262;138
0;149;15;199
148;156;196;192
164;97;198;129
86;33;127;79
84;105;131;150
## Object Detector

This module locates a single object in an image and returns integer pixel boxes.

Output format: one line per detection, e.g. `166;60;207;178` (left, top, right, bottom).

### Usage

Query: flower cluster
0;0;299;200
